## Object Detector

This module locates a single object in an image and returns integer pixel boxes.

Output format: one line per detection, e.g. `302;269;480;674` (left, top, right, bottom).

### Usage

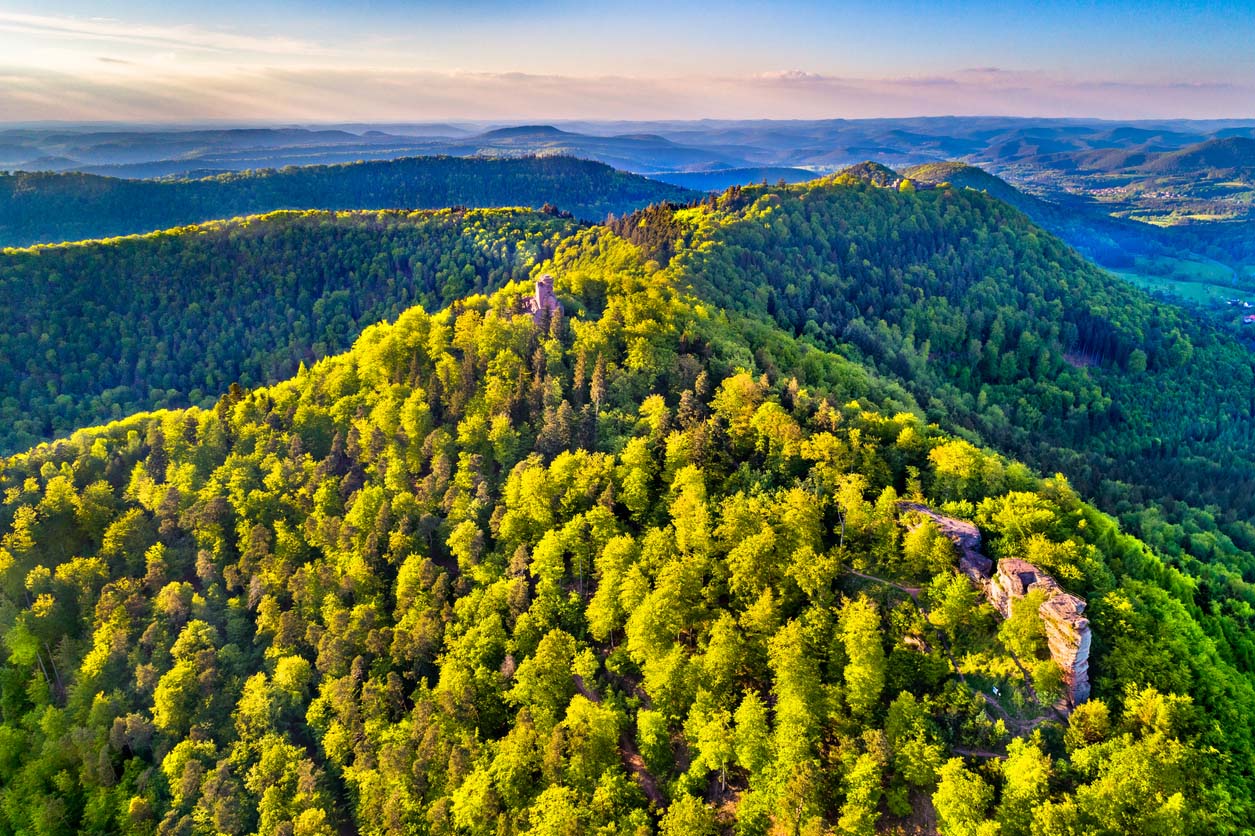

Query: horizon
7;115;1255;132
3;1;1255;122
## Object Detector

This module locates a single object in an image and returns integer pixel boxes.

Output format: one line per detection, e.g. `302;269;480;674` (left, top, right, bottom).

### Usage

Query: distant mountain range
6;118;1255;180
0;123;749;179
5;118;1255;294
991;134;1255;176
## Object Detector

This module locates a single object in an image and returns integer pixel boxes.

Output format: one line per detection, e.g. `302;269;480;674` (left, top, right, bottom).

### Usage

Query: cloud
0;11;321;56
756;70;828;83
0;8;1251;122
0;63;1252;122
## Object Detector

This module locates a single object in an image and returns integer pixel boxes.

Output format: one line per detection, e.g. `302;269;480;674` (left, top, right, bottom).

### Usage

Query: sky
2;0;1254;123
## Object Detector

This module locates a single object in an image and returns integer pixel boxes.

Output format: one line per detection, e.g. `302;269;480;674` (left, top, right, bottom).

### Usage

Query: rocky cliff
899;503;1092;709
988;558;1092;707
898;502;992;587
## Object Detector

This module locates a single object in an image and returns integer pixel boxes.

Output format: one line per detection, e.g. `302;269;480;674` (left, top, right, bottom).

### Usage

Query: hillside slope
904;161;1185;270
0;231;1252;834
0;209;578;452
1034;136;1255;178
0;155;695;247
650;177;1255;583
8;178;1255;588
904;162;1055;216
1143;136;1255;176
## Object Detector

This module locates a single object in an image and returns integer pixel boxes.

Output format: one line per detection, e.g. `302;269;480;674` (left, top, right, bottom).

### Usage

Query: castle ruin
522;273;562;325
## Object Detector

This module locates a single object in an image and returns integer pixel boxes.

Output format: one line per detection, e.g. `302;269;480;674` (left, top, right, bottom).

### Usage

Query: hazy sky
2;0;1254;122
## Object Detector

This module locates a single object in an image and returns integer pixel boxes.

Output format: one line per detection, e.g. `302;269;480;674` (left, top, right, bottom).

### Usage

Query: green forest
639;177;1255;615
903;161;1255;280
0;156;693;247
0;208;577;452
3;174;1255;834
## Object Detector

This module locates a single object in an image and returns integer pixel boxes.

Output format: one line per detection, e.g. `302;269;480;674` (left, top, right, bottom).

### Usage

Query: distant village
1225;298;1255;325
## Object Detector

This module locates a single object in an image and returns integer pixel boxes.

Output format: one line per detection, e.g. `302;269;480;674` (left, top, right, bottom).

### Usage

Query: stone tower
523;273;562;325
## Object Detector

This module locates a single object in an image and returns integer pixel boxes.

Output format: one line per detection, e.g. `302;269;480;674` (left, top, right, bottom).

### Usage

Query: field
1112;255;1251;303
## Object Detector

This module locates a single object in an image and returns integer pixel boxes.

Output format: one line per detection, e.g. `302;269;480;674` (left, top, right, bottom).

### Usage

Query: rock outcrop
989;559;1091;707
898;502;992;585
522;273;562;325
1039;591;1092;706
898;503;1092;709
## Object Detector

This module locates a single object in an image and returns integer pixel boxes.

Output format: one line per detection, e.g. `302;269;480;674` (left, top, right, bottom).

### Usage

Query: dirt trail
951;746;1007;760
573;673;667;809
847;569;922;600
843;567;1060;738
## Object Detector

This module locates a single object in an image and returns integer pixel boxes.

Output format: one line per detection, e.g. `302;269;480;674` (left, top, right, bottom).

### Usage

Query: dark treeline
0;209;577;452
0;155;694;246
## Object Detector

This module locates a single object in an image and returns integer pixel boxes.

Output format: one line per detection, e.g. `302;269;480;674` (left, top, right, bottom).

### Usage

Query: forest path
846;569;922;600
842;567;1059;739
573;673;667;810
951;746;1007;760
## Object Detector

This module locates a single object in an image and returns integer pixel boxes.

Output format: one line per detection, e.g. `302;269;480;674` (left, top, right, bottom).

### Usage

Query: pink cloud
0;65;1251;122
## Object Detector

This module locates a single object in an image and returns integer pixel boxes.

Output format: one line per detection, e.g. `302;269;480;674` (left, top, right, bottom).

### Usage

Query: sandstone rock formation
898;502;992;586
898;502;1092;709
523;273;562;325
989;559;1091;707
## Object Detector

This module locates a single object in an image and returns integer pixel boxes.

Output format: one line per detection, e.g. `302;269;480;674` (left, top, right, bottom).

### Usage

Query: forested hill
8;176;1255;591
902;162;1055;217
0;208;578;452
646;177;1255;590
1;228;1253;834
902;161;1180;270
0;155;695;246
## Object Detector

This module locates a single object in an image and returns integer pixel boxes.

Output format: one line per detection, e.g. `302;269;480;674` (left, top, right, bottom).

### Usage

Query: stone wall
899;503;1092;709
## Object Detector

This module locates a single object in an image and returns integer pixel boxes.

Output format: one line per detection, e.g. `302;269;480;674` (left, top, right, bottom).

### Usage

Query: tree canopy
1;175;1255;833
0;217;1252;833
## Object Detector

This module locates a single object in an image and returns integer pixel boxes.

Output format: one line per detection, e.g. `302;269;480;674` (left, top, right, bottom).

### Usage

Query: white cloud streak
0;11;322;56
0;27;1251;122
